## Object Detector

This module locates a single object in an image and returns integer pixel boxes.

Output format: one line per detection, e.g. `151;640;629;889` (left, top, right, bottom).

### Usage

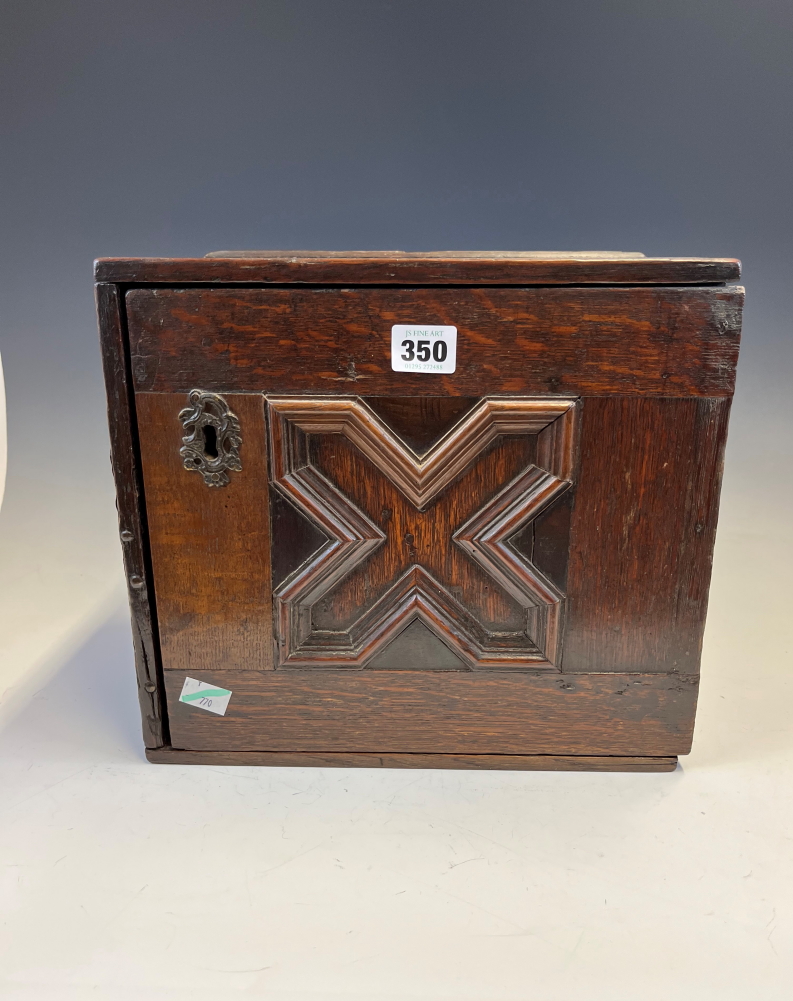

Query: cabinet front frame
99;278;740;768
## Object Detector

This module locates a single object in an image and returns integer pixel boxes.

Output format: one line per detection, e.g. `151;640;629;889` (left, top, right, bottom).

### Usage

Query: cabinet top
94;251;741;286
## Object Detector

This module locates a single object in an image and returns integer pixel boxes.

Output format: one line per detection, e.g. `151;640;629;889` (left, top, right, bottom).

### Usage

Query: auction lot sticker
391;325;457;374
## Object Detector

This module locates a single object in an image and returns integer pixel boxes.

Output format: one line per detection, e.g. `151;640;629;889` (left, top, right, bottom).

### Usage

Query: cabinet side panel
96;283;166;748
563;397;731;673
136;392;274;673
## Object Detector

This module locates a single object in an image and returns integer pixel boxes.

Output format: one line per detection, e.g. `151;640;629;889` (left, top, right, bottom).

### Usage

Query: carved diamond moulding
268;396;580;671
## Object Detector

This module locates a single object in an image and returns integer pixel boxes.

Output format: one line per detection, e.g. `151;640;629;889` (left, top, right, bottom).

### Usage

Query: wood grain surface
163;669;698;756
125;286;742;398
269;396;577;669
136;393;274;673
97;255;742;768
96;283;166;748
365;396;480;453
562;397;732;673
146;746;678;772
136;393;728;681
95;253;740;285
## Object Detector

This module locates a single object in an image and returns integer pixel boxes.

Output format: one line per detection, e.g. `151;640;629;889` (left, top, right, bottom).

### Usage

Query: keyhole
202;424;219;459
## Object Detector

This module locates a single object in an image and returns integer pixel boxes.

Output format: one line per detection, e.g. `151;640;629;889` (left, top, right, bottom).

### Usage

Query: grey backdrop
3;6;793;992
1;0;791;582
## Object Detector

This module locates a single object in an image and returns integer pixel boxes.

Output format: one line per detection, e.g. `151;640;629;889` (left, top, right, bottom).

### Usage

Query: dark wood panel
563;397;731;673
365;620;470;671
163;670;697;756
96;283;166;749
365;396;480;454
96;254;740;285
97;253;744;770
147;746;678;772
125;286;743;398
530;490;574;591
269;487;328;590
310;433;534;634
136;392;274;672
269;396;577;669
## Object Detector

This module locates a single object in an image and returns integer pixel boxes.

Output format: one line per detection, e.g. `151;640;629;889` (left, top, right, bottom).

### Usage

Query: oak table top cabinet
96;251;743;772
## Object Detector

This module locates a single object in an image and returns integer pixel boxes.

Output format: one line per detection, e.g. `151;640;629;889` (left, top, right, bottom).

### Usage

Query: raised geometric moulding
267;396;579;670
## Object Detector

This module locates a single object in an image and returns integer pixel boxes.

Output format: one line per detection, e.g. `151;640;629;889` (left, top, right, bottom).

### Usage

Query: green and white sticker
179;677;232;716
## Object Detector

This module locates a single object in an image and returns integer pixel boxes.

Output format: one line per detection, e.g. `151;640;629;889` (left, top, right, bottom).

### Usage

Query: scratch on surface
562;927;587;970
765;908;778;956
2;765;96;818
252;842;327;879
105;884;149;926
198;965;273;973
379;865;540;938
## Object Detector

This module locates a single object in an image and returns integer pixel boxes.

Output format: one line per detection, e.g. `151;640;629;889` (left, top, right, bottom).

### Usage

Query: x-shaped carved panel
268;396;579;670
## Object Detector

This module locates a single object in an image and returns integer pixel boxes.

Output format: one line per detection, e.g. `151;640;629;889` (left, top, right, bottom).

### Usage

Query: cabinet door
129;286;734;756
267;394;576;671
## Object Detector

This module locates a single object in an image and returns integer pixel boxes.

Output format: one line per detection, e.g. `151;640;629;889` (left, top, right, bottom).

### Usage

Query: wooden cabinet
96;251;742;771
